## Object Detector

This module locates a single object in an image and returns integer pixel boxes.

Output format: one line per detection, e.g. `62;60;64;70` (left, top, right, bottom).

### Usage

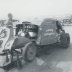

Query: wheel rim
27;46;36;61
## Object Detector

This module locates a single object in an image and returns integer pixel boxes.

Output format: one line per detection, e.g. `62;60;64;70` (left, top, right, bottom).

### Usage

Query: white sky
0;0;72;22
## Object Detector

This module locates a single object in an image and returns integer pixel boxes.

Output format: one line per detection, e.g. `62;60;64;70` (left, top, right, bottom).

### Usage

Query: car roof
40;18;57;27
42;18;57;24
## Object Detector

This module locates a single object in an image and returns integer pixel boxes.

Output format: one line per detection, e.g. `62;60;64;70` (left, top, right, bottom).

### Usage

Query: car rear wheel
60;33;70;48
24;43;36;62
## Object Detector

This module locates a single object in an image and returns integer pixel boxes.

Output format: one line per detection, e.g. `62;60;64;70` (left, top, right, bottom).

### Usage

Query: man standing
6;13;14;38
7;13;13;28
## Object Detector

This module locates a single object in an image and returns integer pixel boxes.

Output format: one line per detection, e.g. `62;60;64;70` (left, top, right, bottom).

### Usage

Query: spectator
6;13;14;38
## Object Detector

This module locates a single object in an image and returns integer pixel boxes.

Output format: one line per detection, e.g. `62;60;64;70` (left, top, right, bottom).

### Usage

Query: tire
24;43;36;62
60;33;70;48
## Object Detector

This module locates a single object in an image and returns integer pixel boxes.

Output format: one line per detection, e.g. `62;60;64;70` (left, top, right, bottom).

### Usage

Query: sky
0;0;72;23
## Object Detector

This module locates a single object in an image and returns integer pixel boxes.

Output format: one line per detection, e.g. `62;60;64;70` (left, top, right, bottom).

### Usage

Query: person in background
56;21;64;33
6;13;13;27
6;13;14;38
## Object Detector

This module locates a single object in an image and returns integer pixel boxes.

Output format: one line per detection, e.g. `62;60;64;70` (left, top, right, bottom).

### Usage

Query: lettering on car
44;29;55;36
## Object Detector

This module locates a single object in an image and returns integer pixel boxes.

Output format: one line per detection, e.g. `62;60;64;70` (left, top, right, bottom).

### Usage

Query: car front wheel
24;43;37;62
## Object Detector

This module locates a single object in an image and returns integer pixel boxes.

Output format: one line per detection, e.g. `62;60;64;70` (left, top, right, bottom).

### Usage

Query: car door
38;20;58;45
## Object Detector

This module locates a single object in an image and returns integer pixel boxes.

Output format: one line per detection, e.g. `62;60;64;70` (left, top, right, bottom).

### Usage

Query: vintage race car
23;19;70;48
0;18;70;70
0;21;36;69
36;18;70;47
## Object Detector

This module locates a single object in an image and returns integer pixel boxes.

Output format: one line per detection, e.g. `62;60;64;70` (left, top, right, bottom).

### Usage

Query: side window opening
56;21;62;33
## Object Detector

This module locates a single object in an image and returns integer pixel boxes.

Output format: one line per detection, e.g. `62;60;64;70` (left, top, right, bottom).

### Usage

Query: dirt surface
1;26;72;72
